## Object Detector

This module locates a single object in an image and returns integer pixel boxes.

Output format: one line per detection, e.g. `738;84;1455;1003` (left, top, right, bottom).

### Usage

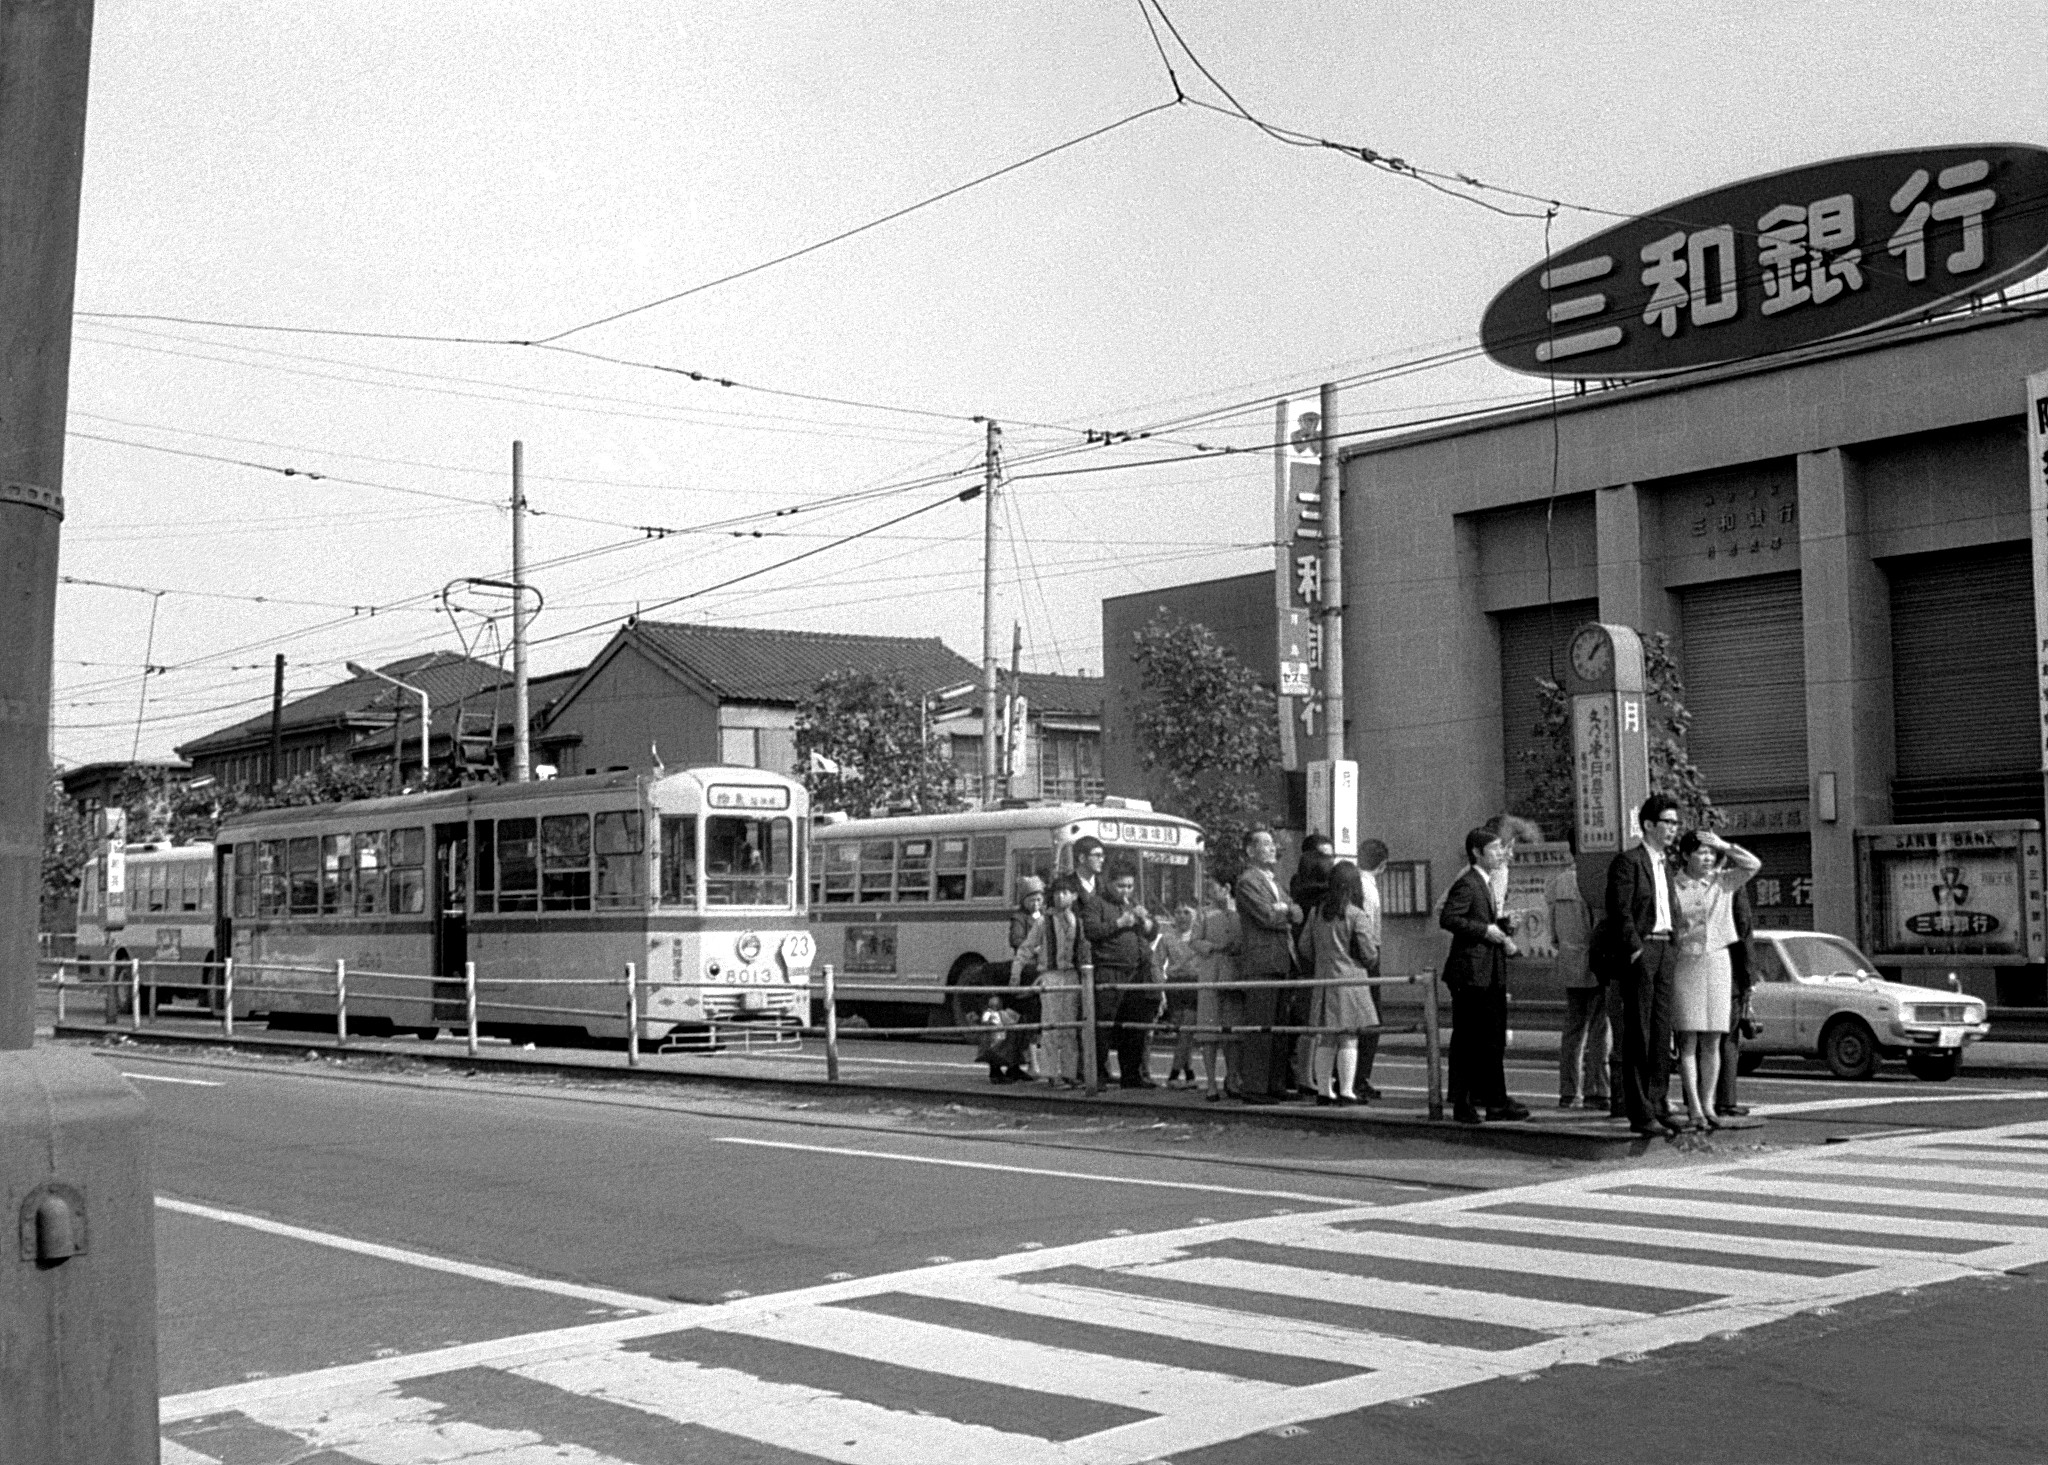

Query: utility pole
267;653;285;793
1006;620;1023;793
980;420;1001;808
511;440;531;782
1319;381;1344;764
0;2;164;1456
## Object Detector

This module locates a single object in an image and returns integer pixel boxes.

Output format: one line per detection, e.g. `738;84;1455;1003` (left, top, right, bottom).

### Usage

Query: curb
53;1022;1642;1160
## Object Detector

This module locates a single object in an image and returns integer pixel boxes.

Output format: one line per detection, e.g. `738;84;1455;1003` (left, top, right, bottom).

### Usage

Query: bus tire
938;955;991;1034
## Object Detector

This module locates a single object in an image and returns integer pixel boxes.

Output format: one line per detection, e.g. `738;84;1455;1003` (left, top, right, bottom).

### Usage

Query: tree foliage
1129;613;1281;880
794;669;958;817
1515;628;1718;842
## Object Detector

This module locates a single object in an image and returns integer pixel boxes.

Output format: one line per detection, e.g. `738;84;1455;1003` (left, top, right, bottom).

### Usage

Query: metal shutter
1497;598;1598;817
1889;541;2041;821
1677;572;1808;800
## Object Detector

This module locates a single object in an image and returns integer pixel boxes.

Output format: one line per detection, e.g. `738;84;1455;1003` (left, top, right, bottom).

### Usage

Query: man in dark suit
1604;794;1690;1136
1233;828;1300;1104
1439;827;1530;1123
1715;881;1756;1118
1080;858;1161;1088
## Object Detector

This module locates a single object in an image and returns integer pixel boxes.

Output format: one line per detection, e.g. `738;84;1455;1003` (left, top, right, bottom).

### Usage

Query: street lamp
347;662;430;791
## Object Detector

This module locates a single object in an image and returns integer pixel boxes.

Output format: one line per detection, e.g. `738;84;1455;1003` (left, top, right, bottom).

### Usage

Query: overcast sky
53;0;2043;766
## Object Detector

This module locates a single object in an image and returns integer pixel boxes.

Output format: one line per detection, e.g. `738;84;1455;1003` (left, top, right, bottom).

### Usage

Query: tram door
432;823;469;1023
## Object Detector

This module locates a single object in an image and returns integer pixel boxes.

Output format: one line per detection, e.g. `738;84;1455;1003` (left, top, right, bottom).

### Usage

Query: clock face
1570;627;1612;682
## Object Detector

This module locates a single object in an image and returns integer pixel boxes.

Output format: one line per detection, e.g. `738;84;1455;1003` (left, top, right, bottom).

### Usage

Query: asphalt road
121;1041;2048;1464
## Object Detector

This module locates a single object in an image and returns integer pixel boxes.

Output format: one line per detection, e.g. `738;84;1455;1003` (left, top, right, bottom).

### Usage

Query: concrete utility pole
1319;381;1344;763
980;419;1001;808
0;2;165;1457
511;440;530;783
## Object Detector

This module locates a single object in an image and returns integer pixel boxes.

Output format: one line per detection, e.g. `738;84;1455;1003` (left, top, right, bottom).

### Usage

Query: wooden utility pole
511;440;530;782
1319;381;1344;763
980;420;1001;807
267;653;285;792
1006;619;1023;791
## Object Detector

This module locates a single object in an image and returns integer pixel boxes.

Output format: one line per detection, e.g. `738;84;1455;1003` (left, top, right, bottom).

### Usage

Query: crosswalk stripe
1517;1188;2039;1246
897;1272;1498;1373
1796;1158;2048;1190
1282;1225;1838;1299
703;1300;1285;1415
1398;1206;1918;1270
218;1386;636;1465
513;1347;1071;1465
1125;1256;1646;1332
1842;1152;2048;1176
1638;1173;2048;1219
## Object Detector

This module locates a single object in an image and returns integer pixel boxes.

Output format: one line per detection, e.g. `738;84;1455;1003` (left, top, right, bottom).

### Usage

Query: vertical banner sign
1565;623;1652;853
2028;369;2048;814
1305;759;1359;857
1274;400;1325;772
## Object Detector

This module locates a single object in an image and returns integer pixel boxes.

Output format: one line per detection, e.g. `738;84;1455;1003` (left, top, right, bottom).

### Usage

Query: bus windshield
704;814;794;907
1134;849;1201;917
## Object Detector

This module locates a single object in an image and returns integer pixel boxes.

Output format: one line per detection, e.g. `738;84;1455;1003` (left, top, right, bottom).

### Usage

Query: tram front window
1136;850;1200;916
705;815;793;907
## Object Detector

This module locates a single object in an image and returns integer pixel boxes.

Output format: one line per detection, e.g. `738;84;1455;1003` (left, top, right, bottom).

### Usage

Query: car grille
1908;1004;1970;1023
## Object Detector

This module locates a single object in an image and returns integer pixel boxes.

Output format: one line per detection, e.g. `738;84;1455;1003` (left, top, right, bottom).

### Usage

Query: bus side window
659;815;697;907
822;842;857;903
594;810;646;908
1011;846;1051;894
356;831;387;915
145;863;165;914
970;835;1007;901
858;840;895;903
233;846;255;919
390;827;428;915
934;837;969;901
321;834;355;915
257;841;283;917
494;820;537;913
287;837;320;916
470;821;493;913
542;813;593;912
897;839;933;901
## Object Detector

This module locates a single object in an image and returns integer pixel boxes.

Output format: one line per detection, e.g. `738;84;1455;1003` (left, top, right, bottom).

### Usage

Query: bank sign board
1481;145;2048;380
1856;822;2047;966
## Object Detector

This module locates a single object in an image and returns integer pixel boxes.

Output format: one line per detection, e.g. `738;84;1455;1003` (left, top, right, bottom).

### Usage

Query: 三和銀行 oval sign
1480;144;2048;380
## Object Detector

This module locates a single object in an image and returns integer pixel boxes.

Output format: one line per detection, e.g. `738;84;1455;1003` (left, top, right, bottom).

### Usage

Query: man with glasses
1604;795;1691;1137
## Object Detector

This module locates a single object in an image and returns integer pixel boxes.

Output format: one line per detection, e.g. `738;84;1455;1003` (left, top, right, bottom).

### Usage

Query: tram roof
816;803;1201;839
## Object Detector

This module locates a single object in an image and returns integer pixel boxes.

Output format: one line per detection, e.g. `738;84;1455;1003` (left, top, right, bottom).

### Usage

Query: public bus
808;799;1205;1026
75;841;220;1016
211;766;814;1047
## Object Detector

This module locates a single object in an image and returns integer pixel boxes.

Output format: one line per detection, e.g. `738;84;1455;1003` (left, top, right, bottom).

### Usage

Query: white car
1738;930;1990;1081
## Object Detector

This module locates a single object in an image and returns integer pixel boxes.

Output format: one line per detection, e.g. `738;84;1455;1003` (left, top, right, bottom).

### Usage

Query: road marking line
1749;1088;2048;1116
1641;1173;2048;1219
1552;1188;2044;1245
155;1197;683;1316
1406;1208;1920;1268
1285;1227;1813;1299
711;1137;1371;1205
121;1071;223;1087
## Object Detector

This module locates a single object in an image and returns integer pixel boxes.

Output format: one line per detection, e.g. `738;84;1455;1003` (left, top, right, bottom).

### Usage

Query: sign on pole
1274;401;1326;772
1306;759;1359;858
1565;623;1651;853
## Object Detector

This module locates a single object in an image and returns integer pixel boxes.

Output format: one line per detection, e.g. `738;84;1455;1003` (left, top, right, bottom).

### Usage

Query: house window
719;725;798;774
1380;861;1432;917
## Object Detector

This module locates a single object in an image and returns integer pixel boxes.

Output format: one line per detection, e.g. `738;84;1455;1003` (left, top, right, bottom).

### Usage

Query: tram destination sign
1481;144;2048;380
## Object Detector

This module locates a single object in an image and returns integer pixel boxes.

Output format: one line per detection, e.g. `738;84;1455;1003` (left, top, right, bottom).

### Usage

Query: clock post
1565;622;1653;900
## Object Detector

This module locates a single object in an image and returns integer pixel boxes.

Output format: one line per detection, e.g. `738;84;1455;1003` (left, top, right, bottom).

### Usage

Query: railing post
1079;964;1100;1096
335;959;349;1048
625;961;640;1068
221;958;235;1039
464;960;478;1057
129;957;142;1031
1421;968;1444;1121
823;963;841;1082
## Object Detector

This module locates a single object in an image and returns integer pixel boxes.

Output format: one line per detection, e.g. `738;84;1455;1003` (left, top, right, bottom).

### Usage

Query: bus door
213;843;234;1014
432;823;469;1021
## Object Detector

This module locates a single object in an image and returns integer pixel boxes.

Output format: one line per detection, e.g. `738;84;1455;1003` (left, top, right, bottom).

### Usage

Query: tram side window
471;820;494;913
492;819;537;913
144;863;166;914
182;862;207;914
287;837;320;915
355;831;387;915
821;841;858;904
896;839;933;901
389;827;427;915
541;813;593;912
934;836;969;901
659;815;697;907
706;816;792;906
971;835;1007;901
1012;846;1053;894
594;810;646;908
320;834;355;915
257;841;284;917
858;840;895;903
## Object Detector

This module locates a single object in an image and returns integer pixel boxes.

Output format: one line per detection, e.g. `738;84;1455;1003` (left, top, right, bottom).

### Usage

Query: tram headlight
735;931;761;963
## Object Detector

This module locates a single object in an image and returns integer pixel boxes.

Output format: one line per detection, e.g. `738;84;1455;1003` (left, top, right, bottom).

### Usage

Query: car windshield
1776;934;1877;980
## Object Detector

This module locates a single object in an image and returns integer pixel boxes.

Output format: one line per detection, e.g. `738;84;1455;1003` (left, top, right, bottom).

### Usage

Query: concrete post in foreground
0;4;164;1460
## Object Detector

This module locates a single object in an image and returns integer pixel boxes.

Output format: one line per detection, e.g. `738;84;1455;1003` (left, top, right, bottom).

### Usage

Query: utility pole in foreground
980;419;1001;808
0;2;165;1458
511;440;530;782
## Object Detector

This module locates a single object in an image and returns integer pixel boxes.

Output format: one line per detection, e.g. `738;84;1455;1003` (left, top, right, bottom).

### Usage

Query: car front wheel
1905;1050;1960;1082
1821;1016;1880;1081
